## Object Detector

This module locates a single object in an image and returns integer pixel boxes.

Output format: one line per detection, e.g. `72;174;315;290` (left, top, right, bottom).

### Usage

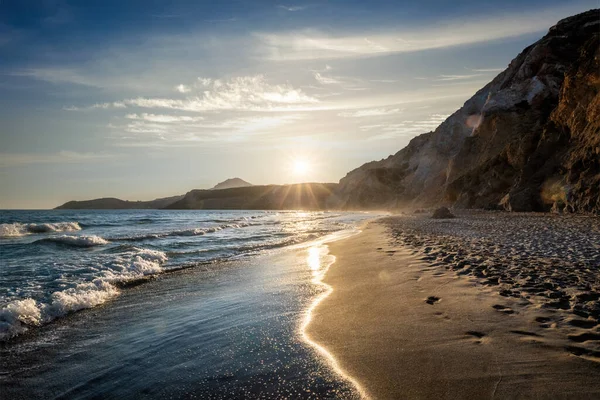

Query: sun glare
293;160;310;175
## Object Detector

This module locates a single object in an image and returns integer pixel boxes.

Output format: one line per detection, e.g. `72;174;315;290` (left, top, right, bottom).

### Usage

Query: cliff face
338;10;600;213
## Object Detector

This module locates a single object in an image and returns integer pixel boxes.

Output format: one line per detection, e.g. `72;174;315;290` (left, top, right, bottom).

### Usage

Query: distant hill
55;195;184;210
212;178;252;190
55;184;340;210
165;183;339;210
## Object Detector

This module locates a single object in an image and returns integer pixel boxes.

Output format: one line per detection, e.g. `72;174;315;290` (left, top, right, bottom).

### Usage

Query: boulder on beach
431;207;455;219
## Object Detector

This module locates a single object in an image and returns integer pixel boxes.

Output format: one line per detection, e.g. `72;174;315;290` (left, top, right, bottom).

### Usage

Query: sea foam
0;248;168;341
36;235;110;247
0;222;81;238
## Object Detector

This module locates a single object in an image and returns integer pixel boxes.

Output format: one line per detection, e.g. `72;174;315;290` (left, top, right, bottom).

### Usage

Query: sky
0;0;597;209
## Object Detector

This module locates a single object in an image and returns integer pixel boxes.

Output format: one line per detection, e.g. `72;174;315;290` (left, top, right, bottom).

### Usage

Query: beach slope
307;219;600;399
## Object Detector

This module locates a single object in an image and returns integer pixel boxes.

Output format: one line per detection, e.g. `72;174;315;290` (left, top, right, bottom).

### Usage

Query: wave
34;235;109;247
0;248;168;341
109;222;251;241
0;222;81;238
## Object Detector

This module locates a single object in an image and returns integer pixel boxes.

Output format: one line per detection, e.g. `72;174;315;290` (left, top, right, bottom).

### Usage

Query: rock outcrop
337;10;600;214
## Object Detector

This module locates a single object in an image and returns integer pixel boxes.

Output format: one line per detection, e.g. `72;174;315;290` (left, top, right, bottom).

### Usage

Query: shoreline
307;217;600;399
299;232;371;400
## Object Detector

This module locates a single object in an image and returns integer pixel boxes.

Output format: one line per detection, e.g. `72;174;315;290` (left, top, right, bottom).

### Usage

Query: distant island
211;178;253;190
55;11;599;214
55;183;339;210
55;195;185;210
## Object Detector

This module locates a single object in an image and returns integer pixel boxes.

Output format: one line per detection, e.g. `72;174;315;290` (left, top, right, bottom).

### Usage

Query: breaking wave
34;235;110;247
0;248;168;341
111;222;251;241
0;222;81;238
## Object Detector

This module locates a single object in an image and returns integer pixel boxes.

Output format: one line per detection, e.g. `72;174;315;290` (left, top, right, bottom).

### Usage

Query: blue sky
0;0;597;208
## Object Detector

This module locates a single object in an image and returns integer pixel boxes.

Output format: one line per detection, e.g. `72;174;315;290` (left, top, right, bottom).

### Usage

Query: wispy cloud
11;68;101;87
67;75;319;113
125;113;204;123
468;68;504;73
436;74;483;81
110;113;307;146
175;84;191;93
339;107;402;118
278;5;306;12
256;5;584;60
63;102;126;111
312;68;366;91
361;113;450;141
0;151;115;167
313;72;342;85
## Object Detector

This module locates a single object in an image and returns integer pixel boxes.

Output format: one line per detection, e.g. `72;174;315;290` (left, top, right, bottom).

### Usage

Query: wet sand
307;216;600;399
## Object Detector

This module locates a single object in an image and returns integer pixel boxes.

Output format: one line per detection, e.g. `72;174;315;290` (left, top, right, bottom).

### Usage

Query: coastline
0;219;370;399
307;217;600;399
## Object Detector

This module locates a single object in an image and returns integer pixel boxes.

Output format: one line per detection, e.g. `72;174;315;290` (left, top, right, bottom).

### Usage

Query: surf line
300;242;371;400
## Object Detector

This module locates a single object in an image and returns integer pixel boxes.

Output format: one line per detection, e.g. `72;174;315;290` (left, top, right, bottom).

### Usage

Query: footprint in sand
565;345;600;359
510;330;542;337
567;332;600;343
466;331;486;338
492;304;515;314
567;319;598;329
426;296;441;305
465;331;487;344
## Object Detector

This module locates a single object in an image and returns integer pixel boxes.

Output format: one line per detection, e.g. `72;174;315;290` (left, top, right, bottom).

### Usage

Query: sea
0;209;377;399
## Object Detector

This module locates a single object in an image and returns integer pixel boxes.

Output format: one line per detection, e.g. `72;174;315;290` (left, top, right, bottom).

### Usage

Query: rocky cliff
338;9;599;213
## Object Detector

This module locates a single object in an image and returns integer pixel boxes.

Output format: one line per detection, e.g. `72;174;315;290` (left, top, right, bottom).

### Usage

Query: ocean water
0;209;375;398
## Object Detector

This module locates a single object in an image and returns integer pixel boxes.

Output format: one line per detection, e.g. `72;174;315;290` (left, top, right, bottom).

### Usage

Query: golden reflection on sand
300;244;371;400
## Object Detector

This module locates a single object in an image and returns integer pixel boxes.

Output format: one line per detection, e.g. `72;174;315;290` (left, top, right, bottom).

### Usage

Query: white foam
46;280;119;317
168;223;249;237
44;235;109;247
101;248;168;283
0;298;42;339
0;247;168;341
0;222;81;238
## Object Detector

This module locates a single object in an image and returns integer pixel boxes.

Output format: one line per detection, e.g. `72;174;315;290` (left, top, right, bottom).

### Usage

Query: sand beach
308;212;600;399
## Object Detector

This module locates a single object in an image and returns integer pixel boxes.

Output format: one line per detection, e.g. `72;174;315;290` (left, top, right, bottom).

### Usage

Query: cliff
338;9;600;213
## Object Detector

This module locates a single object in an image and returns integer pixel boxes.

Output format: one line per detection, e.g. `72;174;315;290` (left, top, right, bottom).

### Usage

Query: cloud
68;75;319;112
0;151;115;167
313;72;342;85
278;5;306;12
11;68;101;87
312;70;366;91
125;113;204;123
175;84;191;93
339;107;402;118
436;74;483;81
360;113;450;141
109;112;307;146
63;102;126;111
255;5;586;60
468;68;504;73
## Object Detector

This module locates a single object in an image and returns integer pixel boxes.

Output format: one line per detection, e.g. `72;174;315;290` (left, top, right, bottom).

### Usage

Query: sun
293;160;310;175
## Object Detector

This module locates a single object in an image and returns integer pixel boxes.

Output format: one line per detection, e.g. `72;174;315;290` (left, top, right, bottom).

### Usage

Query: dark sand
307;216;600;399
